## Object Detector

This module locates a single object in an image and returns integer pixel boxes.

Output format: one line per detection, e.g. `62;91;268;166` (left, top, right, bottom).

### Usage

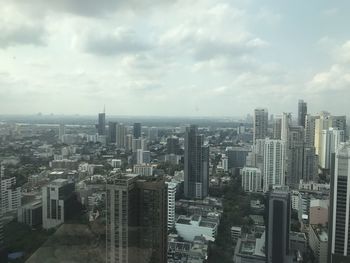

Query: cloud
79;27;153;56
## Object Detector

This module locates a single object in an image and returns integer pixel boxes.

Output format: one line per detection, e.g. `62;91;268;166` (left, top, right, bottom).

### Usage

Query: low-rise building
175;215;218;242
309;199;329;225
231;226;242;243
233;232;266;263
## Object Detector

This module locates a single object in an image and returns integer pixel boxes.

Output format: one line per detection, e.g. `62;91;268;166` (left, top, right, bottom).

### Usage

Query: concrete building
234;232;266;263
266;190;292;263
133;164;153;176
116;123;127;149
309;199;329;225
184;125;209;199
309;225;328;263
298;99;307;127
241;167;262;192
42;179;75;229
262;139;286;192
166;182;177;230
18;200;43;227
175;215;218;242
329;142;350;262
106;174;167;263
1;176;22;213
253;108;268;142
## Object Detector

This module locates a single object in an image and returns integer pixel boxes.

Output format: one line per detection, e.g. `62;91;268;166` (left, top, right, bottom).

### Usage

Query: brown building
309;199;329;225
106;174;167;263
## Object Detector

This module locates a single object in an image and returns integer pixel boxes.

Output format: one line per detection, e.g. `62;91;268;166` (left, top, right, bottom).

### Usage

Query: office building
253;108;268;142
17;200;43;227
167;136;180;154
262;139;286;192
106;174;167;263
288;126;304;187
273;117;282;139
184;125;209;199
42;179;75;229
108;121;117;143
266;190;292;263
226;146;250;169
241;167;262;192
98;112;106;136
125;134;133;151
305;114;318;147
166;182;177;230
148;127;158;142
133;122;141;139
281;113;292;143
116;123;127;148
132;138;142;152
298;100;307;127
329;142;350;262
303;146;318;182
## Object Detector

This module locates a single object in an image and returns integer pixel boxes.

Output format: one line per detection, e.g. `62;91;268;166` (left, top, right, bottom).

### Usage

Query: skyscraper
298;100;307;127
133;123;141;139
98;112;106;136
303;146;318;182
253;108;268;142
184;125;209;199
116;123;127;149
167;136;180;154
287;126;304;187
329;142;350;262
262;138;286;192
266;190;292;263
0;165;4;262
106;174;167;263
58;124;65;142
319;127;345;169
108;121;117;143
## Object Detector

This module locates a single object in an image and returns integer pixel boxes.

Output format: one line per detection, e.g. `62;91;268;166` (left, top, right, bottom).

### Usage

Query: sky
0;0;350;117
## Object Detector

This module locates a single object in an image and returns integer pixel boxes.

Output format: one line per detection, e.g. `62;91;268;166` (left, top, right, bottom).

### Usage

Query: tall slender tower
329;142;350;262
298;100;307;127
133;123;141;139
253;108;268;142
108;122;117;143
184;125;209;199
98;112;106;136
266;190;292;263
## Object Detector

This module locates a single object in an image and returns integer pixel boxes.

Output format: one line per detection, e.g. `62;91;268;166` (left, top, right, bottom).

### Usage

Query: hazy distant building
329;142;350;262
98;112;106;136
133;122;141;139
106;174;167;263
167;136;180;154
226;147;250;170
273;118;282;139
42;179;75;229
148;127;158;142
108;121;117;143
298;100;307;127
58;124;65;142
253;108;268;142
266;190;292;263
0;167;4;259
184;125;209;199
115;123;126;148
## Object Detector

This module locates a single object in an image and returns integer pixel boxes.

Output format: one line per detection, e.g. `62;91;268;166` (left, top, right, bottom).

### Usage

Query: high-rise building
262;139;286;192
303;146;318;182
98;112;106;136
58;124;65;142
281;112;292;143
329;142;350;262
266;190;292;263
166;182;177;230
305;114;318;147
167;136;180;154
184;125;209;199
1;176;22;213
241;167;262;192
320;127;345;169
298;100;307;127
106;174;167;263
288;126;304;187
133;122;141;139
148;127;158;142
273;117;282;139
108;121;117;143
42;179;75;229
253;108;268;142
116;123;127;149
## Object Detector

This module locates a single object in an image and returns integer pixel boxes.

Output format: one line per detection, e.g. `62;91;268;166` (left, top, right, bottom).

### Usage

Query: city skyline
1;1;350;116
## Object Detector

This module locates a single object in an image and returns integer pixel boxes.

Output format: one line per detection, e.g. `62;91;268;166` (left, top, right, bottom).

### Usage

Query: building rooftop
311;225;328;242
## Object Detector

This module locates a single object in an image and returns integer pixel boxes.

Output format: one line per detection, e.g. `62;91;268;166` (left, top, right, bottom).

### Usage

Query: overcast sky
0;0;349;117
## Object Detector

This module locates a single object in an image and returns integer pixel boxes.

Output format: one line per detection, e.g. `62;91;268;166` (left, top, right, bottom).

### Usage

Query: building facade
253;108;268;142
241;167;262;192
